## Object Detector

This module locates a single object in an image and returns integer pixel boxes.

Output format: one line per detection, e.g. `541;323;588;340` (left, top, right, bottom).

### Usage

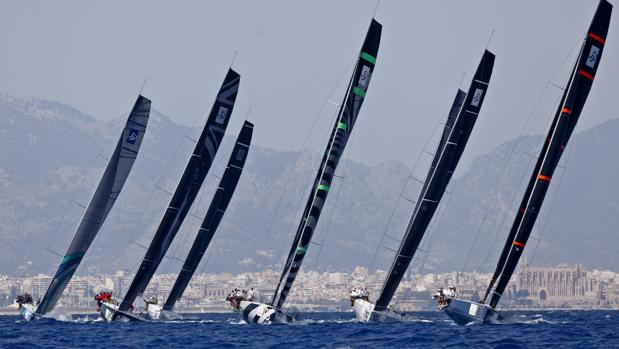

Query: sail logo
236;148;246;161
126;129;139;145
471;88;484;107
215;106;228;125
359;65;371;88
586;45;600;69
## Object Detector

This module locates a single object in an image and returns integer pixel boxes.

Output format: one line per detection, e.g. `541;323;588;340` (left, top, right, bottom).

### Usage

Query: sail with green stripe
271;18;382;309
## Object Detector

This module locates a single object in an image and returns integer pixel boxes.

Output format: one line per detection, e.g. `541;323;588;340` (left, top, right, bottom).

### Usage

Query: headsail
118;69;240;312
374;51;495;312
36;95;151;315
163;121;253;311
271;19;382;309
485;0;612;309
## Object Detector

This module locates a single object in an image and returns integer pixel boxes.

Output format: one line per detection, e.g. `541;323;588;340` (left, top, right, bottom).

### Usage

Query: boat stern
99;301;118;322
441;298;502;325
239;301;293;324
352;299;404;323
145;301;162;320
18;303;38;321
352;299;375;322
99;301;143;322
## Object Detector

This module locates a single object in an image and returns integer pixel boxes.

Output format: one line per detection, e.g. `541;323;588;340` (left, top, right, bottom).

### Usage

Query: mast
271;19;382;309
163;121;253;311
374;51;495;312
118;69;240;312
36;95;151;315
485;0;611;309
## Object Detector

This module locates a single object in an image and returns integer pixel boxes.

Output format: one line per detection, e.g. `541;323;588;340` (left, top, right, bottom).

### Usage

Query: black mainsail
483;0;612;309
36;95;151;316
163;121;253;311
374;51;495;312
270;19;382;309
118;69;240;313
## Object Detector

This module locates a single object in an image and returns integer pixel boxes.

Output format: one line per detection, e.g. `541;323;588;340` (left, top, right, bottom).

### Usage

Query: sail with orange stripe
483;0;612;309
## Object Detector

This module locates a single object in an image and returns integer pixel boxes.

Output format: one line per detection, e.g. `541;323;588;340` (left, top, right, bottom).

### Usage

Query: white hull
158;309;184;321
239;301;294;325
99;302;143;322
19;304;39;321
352;299;405;323
145;303;162;320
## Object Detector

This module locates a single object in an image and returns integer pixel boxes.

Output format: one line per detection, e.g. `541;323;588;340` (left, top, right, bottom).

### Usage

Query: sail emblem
359;65;371;88
126;129;139;144
471;88;484;107
216;106;228;124
586;45;600;68
236;148;246;161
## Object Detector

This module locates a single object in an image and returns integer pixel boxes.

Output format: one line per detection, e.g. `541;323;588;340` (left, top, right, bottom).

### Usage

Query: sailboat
352;50;495;322
235;18;381;325
15;95;151;320
149;120;253;320
441;0;612;325
99;69;240;322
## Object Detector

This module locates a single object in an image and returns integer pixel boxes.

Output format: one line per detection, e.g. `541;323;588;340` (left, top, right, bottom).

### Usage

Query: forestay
37;95;151;315
271;19;382;309
484;0;612;309
118;69;240;313
375;51;495;312
163;120;253;311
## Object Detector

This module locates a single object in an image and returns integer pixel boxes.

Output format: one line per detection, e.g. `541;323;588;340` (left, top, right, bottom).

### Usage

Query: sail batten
118;69;240;313
271;19;382;309
374;51;495;312
163;121;253;311
36;95;151;315
486;0;611;309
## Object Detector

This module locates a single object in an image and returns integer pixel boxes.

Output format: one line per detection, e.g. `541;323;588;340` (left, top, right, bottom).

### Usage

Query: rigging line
230;50;239;68
244;106;253;122
274;55;364;304
526;125;575;271
488;53;582;299
460;51;573;274
139;78;148;95
270;160;317;272
404;197;453;308
310;107;358;264
394;190;454;308
252;58;357;272
485;29;495;50
44;118;120;260
167;180;216;267
473;93;560;291
309;118;358;271
88;111;164;274
368;89;460;273
481;90;562;277
44;152;103;253
114;80;216;271
367;117;445;274
115;113;206;271
496;145;572;318
164;154;226;276
372;0;381;18
458;72;467;89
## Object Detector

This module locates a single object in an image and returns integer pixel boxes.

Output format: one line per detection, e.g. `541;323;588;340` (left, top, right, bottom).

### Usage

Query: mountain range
0;93;617;277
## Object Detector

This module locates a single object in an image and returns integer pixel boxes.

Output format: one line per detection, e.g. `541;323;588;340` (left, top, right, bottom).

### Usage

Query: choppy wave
1;310;617;348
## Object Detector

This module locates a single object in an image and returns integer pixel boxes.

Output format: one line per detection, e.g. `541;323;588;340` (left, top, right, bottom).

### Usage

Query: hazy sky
1;0;617;169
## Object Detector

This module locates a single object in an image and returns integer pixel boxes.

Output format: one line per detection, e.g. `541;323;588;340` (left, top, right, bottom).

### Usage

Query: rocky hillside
0;94;617;276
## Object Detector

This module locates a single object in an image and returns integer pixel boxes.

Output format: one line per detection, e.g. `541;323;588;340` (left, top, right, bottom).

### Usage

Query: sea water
1;311;617;348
